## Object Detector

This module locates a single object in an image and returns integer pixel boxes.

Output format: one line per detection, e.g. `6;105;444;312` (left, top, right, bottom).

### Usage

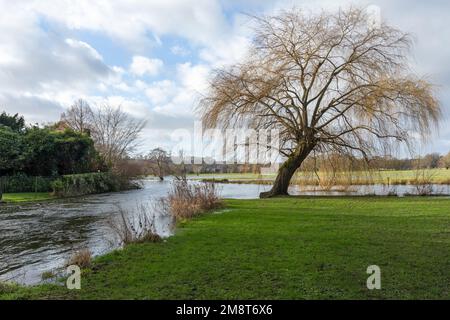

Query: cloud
0;92;65;124
0;14;113;94
176;63;210;92
130;56;164;77
0;2;120;124
145;80;177;105
29;0;228;50
170;45;190;56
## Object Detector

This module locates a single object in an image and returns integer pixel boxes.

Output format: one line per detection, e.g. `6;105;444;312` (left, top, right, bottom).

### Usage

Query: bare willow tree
90;105;146;167
61;99;93;134
201;7;441;198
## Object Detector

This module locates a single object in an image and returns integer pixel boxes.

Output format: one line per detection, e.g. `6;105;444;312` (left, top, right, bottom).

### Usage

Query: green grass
1;192;55;203
2;197;450;300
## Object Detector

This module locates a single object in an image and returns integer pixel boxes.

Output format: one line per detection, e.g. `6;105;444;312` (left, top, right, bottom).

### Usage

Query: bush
411;169;435;196
51;172;137;197
66;249;92;269
166;180;222;221
0;281;18;295
107;204;163;245
1;173;54;193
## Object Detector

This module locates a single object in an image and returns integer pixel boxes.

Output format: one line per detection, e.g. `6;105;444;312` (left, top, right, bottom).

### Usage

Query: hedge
0;174;54;193
51;172;138;197
1;172;138;196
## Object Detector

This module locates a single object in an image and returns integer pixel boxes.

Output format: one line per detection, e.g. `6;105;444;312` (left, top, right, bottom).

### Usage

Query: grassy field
2;196;450;300
193;169;450;185
1;193;55;203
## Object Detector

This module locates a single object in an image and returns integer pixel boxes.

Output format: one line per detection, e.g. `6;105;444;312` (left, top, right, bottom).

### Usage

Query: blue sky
0;0;449;156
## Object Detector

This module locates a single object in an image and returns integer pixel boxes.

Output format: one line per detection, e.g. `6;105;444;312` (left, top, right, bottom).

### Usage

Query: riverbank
2;196;449;300
1;193;56;203
0;173;142;205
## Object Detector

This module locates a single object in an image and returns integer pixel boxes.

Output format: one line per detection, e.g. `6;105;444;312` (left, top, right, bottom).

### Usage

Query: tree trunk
260;146;313;198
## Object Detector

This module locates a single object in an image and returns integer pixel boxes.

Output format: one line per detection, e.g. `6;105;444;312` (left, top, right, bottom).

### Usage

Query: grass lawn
1;193;55;203
1;197;450;300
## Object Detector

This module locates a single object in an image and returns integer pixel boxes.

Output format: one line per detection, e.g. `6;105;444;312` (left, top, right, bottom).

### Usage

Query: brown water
1;179;449;285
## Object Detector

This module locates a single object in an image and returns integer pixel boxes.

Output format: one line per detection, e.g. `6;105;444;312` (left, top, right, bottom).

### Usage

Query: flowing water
1;179;449;285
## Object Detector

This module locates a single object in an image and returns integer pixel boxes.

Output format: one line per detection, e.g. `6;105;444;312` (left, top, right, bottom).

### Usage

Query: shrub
51;172;138;197
0;281;18;295
41;271;56;281
107;204;163;245
411;169;435;196
66;249;92;269
1;173;54;193
166;180;222;221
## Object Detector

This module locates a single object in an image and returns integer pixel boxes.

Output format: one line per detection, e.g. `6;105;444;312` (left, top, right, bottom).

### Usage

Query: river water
1;179;449;285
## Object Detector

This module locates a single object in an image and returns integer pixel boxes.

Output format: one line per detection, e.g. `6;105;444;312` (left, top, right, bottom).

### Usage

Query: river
1;179;449;285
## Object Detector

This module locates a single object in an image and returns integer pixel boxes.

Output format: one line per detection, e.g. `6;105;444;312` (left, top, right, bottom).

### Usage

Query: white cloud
29;0;228;50
91;96;151;119
176;62;210;92
130;56;164;77
65;39;103;61
145;80;176;104
171;45;190;56
0;2;121;124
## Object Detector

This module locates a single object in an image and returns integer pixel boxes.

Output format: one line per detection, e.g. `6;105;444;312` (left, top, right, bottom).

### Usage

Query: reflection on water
0;179;449;285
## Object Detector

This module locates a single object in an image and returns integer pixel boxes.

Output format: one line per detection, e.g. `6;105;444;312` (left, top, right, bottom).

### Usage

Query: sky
0;0;449;157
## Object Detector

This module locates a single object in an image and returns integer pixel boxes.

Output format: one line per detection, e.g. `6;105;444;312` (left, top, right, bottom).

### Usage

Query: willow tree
200;7;441;198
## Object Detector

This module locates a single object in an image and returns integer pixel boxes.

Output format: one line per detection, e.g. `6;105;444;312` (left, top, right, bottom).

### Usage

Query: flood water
1;179;449;285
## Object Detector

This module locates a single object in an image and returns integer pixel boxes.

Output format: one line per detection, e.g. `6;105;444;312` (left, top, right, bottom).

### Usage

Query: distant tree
422;153;441;169
60;99;93;134
201;7;441;198
147;148;171;181
440;152;450;170
89;105;146;168
0;112;25;133
172;150;188;181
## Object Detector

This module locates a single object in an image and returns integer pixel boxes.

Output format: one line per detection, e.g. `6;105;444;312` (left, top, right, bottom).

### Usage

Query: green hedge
1;174;54;193
51;172;136;197
1;172;138;196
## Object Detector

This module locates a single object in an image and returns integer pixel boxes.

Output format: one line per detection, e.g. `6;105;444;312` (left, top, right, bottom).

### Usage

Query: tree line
301;153;450;172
